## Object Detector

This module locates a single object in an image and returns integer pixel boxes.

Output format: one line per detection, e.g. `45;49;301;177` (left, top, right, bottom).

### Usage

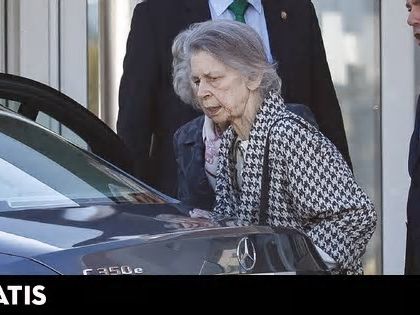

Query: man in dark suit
405;0;420;275
117;0;351;197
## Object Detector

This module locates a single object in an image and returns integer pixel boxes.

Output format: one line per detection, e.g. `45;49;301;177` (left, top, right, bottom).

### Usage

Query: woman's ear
246;73;263;91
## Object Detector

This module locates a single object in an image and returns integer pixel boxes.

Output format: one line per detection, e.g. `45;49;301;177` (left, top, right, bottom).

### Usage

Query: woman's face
190;51;255;127
407;0;420;45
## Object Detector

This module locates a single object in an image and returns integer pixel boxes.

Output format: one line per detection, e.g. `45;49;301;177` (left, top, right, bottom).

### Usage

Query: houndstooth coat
214;91;377;275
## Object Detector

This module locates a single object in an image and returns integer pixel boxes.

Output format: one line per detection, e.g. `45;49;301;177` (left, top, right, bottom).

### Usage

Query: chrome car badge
236;237;256;271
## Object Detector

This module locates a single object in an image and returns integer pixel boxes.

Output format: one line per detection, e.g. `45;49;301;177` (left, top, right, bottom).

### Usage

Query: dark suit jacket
117;0;351;197
406;96;420;274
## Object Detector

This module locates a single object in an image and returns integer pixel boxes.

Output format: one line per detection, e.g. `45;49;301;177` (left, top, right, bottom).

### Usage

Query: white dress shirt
208;0;274;63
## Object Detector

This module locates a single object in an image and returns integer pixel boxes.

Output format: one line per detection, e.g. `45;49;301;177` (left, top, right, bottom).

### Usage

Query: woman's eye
192;79;200;86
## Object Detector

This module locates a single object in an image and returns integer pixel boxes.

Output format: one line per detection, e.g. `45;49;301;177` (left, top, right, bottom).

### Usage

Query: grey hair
172;20;281;109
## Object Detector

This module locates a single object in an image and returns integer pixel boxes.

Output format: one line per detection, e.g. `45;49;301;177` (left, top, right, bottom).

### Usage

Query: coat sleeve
117;1;159;181
308;1;352;171
271;120;377;272
173;118;215;210
173;126;188;203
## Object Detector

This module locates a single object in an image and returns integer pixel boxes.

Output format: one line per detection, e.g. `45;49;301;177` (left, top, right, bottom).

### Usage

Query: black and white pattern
214;91;377;275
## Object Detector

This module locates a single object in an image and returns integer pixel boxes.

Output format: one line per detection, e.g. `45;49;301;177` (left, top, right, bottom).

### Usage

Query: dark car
0;73;329;275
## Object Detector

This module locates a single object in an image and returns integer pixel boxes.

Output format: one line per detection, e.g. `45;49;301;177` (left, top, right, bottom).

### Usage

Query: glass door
313;0;382;274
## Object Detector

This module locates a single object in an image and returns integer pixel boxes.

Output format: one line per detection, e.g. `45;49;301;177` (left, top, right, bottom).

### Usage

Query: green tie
228;0;249;23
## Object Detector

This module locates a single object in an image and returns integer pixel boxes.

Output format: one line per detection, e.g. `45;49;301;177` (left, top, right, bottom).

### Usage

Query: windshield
0;112;170;211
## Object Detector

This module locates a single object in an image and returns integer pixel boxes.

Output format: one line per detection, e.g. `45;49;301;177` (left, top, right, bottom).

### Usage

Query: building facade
0;0;415;274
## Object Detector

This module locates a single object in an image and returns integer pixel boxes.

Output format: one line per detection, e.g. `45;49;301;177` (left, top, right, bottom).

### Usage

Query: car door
0;73;135;177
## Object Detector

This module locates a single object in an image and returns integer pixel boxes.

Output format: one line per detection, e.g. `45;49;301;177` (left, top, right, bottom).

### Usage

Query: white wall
19;0;55;85
381;0;415;274
4;0;87;106
99;0;132;131
60;0;87;106
0;0;5;73
99;0;141;131
5;0;20;75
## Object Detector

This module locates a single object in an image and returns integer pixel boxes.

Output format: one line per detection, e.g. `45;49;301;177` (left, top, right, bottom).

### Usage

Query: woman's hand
189;208;212;219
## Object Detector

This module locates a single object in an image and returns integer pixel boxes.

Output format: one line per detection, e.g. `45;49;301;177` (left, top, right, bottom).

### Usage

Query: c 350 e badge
83;266;144;275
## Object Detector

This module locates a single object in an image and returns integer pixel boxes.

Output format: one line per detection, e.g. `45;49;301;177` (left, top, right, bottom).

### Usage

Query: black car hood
0;202;246;257
0;202;329;275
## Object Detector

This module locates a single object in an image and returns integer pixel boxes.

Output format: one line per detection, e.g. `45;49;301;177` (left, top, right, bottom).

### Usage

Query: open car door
0;73;134;176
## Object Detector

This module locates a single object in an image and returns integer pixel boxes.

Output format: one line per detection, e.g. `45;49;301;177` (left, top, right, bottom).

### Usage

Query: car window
0;112;169;211
0;75;135;177
0;98;19;112
36;111;89;149
0;158;80;210
0;99;88;149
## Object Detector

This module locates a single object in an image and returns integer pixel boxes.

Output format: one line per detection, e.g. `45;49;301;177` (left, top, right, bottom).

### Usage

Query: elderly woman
171;20;376;275
172;24;318;211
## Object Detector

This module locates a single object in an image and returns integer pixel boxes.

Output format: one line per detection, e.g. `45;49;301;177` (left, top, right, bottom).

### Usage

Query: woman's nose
408;12;414;26
408;10;419;26
197;81;210;98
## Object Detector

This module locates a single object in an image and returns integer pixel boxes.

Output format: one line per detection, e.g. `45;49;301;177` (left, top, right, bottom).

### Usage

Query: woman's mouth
204;106;222;117
415;32;420;44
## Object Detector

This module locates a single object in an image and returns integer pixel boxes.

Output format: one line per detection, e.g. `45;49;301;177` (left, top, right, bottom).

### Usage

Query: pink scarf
202;116;223;191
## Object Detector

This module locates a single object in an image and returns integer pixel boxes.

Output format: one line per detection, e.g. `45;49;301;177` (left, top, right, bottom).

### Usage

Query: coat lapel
237;118;269;223
180;0;211;23
215;127;238;218
262;0;292;92
215;92;285;224
409;96;420;177
238;92;285;223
